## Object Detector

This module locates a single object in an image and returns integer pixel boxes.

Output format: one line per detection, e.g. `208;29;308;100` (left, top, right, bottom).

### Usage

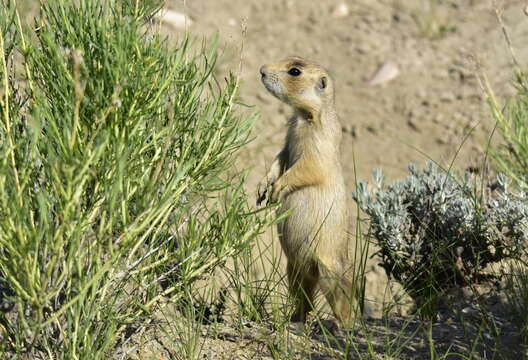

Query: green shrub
0;0;266;358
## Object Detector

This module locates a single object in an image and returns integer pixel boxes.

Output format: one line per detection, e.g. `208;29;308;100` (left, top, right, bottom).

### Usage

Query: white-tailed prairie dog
257;56;359;328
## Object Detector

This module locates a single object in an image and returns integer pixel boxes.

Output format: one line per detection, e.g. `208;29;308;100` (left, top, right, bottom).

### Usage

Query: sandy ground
157;0;528;320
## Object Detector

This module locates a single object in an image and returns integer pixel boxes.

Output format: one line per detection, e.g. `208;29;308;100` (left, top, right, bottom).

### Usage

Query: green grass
479;12;528;350
485;71;528;188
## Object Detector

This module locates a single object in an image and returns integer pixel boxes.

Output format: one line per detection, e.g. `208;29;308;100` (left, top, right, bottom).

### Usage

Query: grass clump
484;67;528;341
487;70;528;187
353;163;528;316
0;0;267;358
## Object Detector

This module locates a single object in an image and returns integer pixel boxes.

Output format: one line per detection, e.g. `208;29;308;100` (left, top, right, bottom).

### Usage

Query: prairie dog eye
287;68;301;76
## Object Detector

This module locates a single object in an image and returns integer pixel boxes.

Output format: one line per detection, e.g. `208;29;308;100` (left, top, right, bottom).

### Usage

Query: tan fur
257;57;359;327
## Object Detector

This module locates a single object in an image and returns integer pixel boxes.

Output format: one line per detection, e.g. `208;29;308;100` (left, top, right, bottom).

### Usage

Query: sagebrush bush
353;163;528;312
0;0;268;358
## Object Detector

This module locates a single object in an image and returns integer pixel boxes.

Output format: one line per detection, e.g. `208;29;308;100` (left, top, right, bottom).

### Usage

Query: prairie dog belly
278;182;348;263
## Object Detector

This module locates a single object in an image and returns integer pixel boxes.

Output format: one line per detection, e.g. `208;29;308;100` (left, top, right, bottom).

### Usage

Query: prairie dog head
260;56;334;118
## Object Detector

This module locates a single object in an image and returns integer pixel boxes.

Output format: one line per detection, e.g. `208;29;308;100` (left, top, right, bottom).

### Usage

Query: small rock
461;305;479;318
432;114;443;124
407;119;420;132
332;3;350;18
365;61;400;86
155;9;192;29
435;137;446;145
227;18;237;26
366;125;378;134
525;5;528;16
354;43;369;55
440;92;455;103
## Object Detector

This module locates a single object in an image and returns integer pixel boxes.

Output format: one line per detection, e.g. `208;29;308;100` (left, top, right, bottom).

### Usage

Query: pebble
525;5;528;16
461;305;479;317
366;125;378;134
365;61;400;86
407;119;420;132
155;9;192;29
435;137;447;145
332;3;350;18
440;92;455;103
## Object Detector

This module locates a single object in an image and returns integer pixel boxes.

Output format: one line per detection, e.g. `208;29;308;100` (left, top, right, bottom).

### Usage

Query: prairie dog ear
316;76;327;92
